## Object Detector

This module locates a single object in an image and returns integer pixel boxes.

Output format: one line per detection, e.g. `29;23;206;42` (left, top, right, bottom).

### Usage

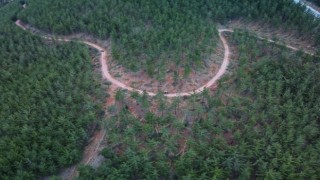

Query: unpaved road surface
15;18;315;180
15;20;233;97
16;20;313;97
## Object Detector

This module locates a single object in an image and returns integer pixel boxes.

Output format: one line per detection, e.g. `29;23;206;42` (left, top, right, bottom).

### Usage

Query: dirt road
14;19;315;180
17;20;313;97
15;20;233;97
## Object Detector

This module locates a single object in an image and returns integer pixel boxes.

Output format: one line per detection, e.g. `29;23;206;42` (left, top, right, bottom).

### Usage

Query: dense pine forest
76;32;320;179
1;0;320;179
18;0;320;78
0;2;105;179
0;0;12;7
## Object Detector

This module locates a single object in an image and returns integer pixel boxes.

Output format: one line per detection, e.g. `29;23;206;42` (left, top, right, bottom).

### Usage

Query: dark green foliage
0;3;104;179
1;0;320;179
18;0;219;78
78;32;320;179
18;0;320;77
0;0;12;7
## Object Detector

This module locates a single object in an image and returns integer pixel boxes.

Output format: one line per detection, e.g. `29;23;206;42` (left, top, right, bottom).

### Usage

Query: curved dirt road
15;20;234;97
15;19;316;180
16;20;314;97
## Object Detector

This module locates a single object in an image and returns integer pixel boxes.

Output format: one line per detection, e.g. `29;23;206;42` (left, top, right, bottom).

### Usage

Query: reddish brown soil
108;42;224;94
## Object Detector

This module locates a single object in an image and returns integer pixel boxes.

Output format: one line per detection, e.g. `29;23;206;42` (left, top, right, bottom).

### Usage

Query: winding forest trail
15;20;233;97
16;20;314;98
15;13;316;180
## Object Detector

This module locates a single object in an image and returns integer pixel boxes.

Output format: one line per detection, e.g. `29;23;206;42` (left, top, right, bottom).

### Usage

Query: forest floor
108;41;224;94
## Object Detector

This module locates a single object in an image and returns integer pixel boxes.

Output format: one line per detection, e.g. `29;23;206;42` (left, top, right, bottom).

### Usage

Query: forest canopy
18;0;320;77
78;30;320;180
0;2;105;179
0;0;320;179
